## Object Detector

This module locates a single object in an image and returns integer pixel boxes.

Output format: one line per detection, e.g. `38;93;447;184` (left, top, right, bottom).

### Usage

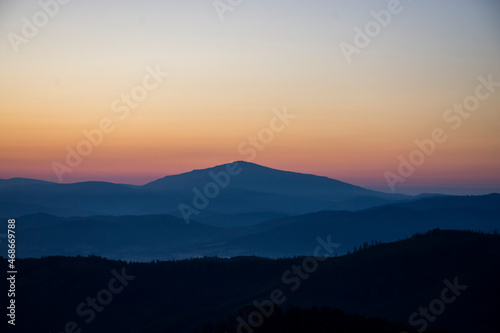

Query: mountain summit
1;161;408;219
147;160;404;201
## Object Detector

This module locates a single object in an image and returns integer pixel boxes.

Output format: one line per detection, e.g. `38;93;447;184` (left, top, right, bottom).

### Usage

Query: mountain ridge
0;161;411;221
8;193;499;260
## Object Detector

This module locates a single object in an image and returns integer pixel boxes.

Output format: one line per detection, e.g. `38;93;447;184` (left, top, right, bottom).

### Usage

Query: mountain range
8;193;498;260
1;161;498;260
2;162;499;333
0;161;409;224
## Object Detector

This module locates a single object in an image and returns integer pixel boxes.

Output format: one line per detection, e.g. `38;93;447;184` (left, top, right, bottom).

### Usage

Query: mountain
146;161;401;202
0;161;409;224
377;193;500;211
0;201;99;217
12;213;235;260
5;230;500;333
221;201;500;258
0;177;56;188
9;194;499;260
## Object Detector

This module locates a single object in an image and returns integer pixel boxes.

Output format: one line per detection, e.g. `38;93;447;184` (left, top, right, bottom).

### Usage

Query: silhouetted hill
146;161;402;202
3;230;499;333
0;161;409;223
167;209;290;227
193;305;453;333
0;177;53;188
8;194;500;259
0;201;99;217
12;213;234;260
235;194;500;257
376;193;500;211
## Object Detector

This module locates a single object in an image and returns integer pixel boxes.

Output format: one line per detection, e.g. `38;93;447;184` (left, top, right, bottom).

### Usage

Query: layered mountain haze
2;162;499;261
5;198;500;260
0;161;409;224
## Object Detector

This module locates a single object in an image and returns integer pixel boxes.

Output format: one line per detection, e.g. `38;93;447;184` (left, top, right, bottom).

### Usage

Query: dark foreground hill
3;230;499;333
192;305;453;333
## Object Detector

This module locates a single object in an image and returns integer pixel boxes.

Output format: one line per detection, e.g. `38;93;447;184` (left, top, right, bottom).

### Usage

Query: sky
1;0;499;194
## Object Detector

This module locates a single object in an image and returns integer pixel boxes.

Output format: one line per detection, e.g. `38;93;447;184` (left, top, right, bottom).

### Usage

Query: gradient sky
1;0;499;194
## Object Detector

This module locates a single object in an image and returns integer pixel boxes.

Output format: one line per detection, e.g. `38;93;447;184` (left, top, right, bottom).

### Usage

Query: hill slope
9;194;500;260
0;161;408;223
4;230;499;333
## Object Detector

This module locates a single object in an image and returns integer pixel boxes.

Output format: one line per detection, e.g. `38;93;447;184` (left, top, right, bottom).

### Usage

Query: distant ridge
0;161;410;220
9;193;499;260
